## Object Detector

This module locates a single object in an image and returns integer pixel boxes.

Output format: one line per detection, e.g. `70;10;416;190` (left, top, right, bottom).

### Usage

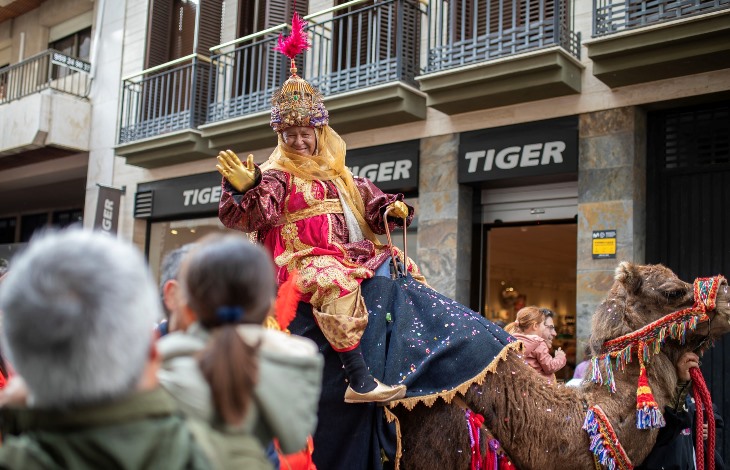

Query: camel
392;262;730;469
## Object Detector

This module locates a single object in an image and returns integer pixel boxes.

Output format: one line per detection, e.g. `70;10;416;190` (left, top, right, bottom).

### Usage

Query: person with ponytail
157;233;324;468
505;306;566;383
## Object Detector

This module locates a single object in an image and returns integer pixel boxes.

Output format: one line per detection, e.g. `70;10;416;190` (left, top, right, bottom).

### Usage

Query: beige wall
2;0;94;63
100;0;730;252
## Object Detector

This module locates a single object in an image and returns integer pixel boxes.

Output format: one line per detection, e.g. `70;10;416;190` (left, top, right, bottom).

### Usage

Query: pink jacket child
511;332;566;381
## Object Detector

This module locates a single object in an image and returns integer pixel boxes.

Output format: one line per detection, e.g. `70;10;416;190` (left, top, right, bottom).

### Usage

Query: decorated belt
276;200;344;226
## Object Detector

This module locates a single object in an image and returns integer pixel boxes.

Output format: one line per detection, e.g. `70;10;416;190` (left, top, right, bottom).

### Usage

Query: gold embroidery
275;200;343;226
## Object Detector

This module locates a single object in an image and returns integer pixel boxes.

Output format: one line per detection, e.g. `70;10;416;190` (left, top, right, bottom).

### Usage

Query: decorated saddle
289;268;518;470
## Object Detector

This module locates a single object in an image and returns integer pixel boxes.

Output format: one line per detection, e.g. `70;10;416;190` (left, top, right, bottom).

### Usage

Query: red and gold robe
219;169;421;350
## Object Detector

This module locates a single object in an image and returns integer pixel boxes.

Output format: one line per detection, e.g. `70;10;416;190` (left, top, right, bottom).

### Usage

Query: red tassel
636;343;665;429
274;12;311;60
275;271;302;331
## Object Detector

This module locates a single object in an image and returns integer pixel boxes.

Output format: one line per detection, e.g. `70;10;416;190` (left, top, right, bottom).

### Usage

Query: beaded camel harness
582;275;725;470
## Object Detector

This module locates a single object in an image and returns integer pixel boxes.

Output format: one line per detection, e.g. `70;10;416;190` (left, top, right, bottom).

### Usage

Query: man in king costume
216;13;424;405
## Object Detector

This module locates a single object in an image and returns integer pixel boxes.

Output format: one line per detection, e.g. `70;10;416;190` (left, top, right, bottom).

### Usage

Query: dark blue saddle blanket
289;272;515;470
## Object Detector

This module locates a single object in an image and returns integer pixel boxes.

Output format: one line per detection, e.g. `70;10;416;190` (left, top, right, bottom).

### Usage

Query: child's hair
182;233;276;425
504;306;545;334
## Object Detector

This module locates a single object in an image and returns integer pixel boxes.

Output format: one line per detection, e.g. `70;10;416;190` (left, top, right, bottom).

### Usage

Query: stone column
417;134;473;304
576;107;647;359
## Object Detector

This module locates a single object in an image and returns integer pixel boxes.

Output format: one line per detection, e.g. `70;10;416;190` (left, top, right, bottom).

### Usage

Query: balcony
0;49;92;165
587;0;730;88
417;0;582;114
201;0;427;151
115;55;212;168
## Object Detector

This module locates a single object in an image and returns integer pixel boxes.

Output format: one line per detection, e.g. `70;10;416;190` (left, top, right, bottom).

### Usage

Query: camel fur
391;262;730;469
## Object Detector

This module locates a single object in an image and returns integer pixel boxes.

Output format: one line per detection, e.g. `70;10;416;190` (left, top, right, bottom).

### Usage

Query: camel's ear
615;261;642;294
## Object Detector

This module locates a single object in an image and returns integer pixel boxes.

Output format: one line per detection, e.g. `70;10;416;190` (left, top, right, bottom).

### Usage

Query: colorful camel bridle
582;275;725;470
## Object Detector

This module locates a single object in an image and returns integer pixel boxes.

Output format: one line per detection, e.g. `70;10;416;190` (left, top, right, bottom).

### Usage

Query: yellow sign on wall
592;230;616;259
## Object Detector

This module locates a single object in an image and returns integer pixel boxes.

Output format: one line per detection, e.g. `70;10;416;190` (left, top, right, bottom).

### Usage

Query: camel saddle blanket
289;272;517;470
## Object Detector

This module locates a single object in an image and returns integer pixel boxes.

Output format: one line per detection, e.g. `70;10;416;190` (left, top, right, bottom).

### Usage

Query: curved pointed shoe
344;379;406;404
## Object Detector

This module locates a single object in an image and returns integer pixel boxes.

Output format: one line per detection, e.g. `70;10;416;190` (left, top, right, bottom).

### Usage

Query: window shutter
197;0;224;53
146;0;174;68
171;0;197;59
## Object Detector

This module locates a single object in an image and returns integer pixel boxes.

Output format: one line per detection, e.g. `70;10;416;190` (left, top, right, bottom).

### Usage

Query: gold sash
275;200;343;226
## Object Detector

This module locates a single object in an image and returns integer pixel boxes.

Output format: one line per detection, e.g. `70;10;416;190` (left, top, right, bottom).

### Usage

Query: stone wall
575;106;647;359
417;133;473;304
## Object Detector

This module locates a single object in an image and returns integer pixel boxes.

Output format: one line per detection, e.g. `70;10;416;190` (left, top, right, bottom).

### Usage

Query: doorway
480;222;577;380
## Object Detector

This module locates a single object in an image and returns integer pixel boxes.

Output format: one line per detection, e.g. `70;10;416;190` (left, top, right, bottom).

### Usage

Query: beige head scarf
262;125;382;245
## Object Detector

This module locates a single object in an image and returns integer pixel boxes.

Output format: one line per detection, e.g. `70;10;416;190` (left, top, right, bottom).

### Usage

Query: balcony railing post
396;0;405;80
189;57;198;129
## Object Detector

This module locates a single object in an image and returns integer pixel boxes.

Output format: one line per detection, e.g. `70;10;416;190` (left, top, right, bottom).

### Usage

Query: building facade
1;0;729;458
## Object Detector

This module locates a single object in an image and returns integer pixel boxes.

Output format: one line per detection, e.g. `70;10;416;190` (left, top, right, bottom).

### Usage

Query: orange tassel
275;271;302;332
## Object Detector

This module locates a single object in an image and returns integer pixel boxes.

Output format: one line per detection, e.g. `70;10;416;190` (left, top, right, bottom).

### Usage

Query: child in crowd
505;306;566;383
157;234;323;468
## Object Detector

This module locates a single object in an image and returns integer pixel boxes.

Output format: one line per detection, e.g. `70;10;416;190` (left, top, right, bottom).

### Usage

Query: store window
481;222;577;381
20;213;50;243
0;217;16;244
148;216;229;285
52;209;84;228
49;27;91;79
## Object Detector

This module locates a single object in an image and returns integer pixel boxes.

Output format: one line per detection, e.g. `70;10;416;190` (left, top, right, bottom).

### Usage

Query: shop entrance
479;222;577;380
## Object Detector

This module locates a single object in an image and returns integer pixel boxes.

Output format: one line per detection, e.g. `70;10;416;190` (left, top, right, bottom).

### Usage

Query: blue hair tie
216;306;244;324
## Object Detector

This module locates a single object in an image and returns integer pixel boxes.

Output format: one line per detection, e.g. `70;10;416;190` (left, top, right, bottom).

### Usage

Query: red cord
690;367;715;470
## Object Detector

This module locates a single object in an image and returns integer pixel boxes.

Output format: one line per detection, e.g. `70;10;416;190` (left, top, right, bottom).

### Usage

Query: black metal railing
207;0;425;124
594;0;730;36
118;54;211;144
424;0;580;74
0;49;91;105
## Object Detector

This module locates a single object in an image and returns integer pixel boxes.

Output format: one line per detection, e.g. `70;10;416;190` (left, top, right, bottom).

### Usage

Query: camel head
589;262;730;357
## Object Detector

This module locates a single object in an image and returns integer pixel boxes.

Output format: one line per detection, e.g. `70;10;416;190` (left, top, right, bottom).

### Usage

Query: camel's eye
665;289;686;301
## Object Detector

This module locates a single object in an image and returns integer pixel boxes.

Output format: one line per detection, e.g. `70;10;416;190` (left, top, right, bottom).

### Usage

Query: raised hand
388;200;409;219
216;150;256;192
676;351;700;382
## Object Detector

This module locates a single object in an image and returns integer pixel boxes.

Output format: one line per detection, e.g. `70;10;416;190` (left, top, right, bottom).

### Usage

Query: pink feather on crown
274;12;311;60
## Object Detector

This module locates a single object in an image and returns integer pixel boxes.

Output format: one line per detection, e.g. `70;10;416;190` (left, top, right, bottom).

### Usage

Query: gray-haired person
159;243;198;335
0;229;211;469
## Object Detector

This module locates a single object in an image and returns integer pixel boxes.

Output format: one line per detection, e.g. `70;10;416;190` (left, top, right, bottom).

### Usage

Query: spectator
0;229;211;469
637;351;725;470
539;308;558;349
157;233;323;462
566;344;592;388
158;243;198;336
505;306;566;383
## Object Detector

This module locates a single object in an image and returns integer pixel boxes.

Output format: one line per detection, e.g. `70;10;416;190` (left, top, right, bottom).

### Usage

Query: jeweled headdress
270;13;329;132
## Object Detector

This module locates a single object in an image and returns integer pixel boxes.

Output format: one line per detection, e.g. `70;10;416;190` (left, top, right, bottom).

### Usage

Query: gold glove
388;200;409;219
216;150;256;192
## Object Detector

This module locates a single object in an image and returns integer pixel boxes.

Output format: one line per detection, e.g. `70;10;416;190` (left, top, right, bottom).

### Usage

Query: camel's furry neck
463;348;677;470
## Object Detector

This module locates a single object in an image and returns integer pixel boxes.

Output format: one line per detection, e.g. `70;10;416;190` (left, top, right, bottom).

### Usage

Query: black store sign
458;116;578;184
135;141;419;219
135;172;221;219
347;139;419;193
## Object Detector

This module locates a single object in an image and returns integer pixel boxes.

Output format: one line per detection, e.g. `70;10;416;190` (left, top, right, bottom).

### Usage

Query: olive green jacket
157;323;324;454
0;388;211;470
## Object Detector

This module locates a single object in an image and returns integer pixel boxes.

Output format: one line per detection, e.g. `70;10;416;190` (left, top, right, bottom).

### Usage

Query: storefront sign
136;140;419;220
347;140;419;193
94;185;124;234
136;172;221;219
458;116;578;184
592;229;617;259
